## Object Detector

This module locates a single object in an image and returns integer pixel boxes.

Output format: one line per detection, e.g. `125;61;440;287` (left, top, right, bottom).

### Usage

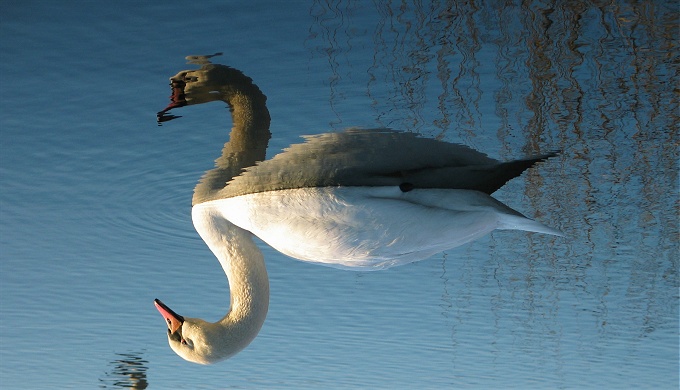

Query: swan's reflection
154;55;561;364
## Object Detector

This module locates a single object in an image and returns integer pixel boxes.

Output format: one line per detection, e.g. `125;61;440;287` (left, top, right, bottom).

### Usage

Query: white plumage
154;58;562;364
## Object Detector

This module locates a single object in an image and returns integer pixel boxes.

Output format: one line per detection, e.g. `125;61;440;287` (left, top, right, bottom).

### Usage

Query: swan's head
154;299;247;365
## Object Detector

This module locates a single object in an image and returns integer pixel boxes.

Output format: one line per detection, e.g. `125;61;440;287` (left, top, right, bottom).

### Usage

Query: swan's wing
219;128;555;198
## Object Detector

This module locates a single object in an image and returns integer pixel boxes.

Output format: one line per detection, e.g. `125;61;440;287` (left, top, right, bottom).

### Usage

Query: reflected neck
193;70;272;205
225;91;271;157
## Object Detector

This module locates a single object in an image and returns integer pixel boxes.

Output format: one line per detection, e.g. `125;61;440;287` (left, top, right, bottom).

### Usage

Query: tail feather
497;213;564;237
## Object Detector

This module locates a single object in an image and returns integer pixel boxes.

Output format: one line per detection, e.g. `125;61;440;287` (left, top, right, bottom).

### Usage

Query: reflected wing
217;128;555;198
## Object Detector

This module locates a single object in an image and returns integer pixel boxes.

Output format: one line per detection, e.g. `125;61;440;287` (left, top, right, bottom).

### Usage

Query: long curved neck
192;205;270;360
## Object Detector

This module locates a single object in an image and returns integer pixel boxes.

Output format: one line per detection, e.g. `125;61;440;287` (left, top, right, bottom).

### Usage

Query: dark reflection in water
99;351;148;389
307;1;677;145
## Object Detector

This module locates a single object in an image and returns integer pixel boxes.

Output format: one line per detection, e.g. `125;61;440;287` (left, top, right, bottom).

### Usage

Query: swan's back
208;185;562;270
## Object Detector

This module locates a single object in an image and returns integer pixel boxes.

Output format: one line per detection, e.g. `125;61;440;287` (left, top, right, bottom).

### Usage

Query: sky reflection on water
0;1;677;389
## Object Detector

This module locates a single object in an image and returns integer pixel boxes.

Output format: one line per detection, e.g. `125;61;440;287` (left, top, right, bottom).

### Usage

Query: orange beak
154;299;184;334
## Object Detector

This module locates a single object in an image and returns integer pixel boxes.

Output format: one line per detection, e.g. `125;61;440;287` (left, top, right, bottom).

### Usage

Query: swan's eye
168;328;183;343
181;338;193;348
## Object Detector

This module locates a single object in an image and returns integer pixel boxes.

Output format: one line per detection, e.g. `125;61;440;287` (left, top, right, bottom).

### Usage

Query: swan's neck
191;204;270;361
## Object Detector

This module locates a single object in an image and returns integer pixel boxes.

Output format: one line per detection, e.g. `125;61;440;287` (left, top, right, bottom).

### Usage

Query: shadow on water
99;351;148;389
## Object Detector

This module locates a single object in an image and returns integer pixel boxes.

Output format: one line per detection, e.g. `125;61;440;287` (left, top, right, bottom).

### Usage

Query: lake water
1;1;677;389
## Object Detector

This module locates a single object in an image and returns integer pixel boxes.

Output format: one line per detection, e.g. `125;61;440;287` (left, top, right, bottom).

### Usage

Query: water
1;1;677;389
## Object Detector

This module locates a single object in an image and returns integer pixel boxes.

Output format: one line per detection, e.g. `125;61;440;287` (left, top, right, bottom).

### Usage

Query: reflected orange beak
156;78;187;123
154;299;184;334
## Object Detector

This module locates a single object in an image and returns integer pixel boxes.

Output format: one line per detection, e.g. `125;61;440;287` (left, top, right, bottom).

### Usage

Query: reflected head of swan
154;55;562;364
158;59;268;125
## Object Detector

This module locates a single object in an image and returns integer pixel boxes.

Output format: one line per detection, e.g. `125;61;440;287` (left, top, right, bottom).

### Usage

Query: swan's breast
194;187;506;269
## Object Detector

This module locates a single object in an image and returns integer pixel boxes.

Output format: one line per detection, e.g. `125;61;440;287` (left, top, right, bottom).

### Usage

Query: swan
154;58;562;364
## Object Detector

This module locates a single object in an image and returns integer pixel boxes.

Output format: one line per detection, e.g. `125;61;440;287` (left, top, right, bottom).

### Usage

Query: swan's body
200;186;560;270
154;58;562;364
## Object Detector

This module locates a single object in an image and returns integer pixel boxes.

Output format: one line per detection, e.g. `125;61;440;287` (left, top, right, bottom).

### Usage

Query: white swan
154;59;562;364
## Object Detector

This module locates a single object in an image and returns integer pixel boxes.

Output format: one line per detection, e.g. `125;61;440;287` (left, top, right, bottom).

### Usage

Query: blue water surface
1;1;677;389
